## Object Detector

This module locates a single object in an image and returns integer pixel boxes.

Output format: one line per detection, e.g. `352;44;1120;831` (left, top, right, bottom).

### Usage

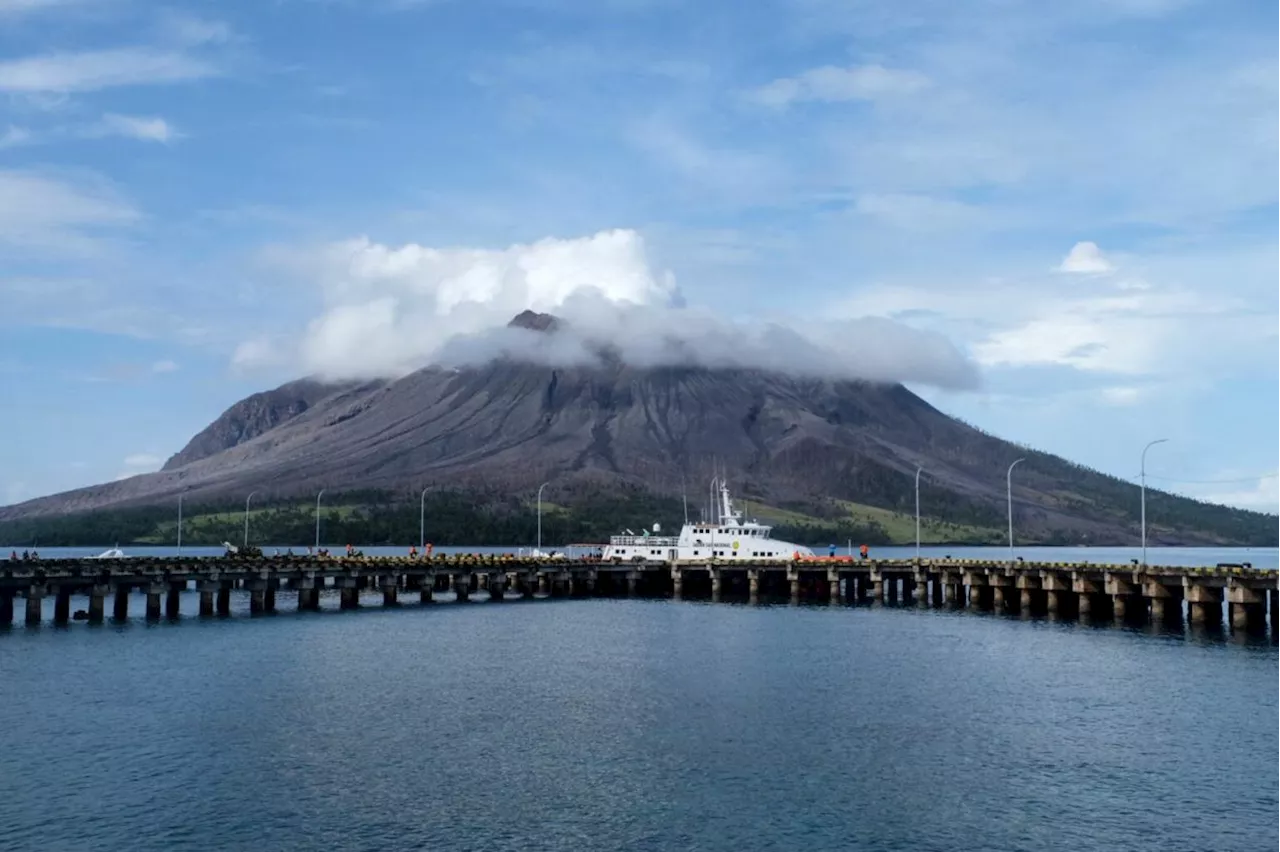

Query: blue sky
0;0;1276;511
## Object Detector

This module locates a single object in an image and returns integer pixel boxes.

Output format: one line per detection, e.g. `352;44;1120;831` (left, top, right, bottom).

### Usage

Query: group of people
8;550;39;561
827;544;871;559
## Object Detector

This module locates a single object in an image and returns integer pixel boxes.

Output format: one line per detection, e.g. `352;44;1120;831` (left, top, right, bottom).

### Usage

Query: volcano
1;312;1271;545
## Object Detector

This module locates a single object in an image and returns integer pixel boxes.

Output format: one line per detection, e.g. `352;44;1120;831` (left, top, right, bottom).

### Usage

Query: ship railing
608;536;681;547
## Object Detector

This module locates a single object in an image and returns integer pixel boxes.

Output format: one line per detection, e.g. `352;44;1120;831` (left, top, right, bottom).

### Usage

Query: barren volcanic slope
2;313;1272;544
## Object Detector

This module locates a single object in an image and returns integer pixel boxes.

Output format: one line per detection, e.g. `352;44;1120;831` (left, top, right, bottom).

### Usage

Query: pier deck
2;556;1276;636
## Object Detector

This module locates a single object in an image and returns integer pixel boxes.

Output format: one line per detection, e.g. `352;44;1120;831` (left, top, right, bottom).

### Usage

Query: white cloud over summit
1057;241;1114;274
238;229;979;389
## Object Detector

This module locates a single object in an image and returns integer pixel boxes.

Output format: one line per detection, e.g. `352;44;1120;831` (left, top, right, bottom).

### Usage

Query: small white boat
88;547;127;559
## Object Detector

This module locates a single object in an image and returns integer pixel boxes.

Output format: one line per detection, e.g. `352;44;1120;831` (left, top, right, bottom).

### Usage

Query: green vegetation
0;487;977;549
0;478;1273;549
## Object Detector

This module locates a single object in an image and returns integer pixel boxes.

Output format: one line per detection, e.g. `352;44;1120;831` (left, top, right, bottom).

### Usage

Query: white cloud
158;12;233;46
1057;241;1114;274
88;113;179;143
150;359;179;373
0;170;137;252
118;452;164;480
0;125;33;148
245;229;978;389
1098;386;1143;406
854;193;987;231
751;63;929;108
1182;476;1279;514
0;48;216;93
0;0;77;12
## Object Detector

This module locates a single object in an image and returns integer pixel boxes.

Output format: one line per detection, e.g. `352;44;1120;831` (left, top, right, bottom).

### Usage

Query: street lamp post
243;490;258;550
1140;438;1169;567
536;482;549;554
314;489;325;551
419;486;430;552
914;466;923;561
177;493;183;557
1006;458;1025;562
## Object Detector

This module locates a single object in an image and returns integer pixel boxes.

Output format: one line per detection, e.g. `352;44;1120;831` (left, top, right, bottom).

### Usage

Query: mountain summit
0;313;1271;544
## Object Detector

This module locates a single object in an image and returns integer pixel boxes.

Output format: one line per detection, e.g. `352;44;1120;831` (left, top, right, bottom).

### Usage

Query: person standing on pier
860;544;869;560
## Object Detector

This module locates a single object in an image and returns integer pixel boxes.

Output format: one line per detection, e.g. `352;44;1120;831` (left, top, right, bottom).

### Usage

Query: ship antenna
682;476;689;526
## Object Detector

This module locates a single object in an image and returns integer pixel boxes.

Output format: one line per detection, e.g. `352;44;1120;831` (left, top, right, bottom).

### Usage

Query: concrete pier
145;585;163;620
26;587;44;626
54;588;71;625
88;585;107;623
340;586;359;609
198;580;217;616
4;555;1276;643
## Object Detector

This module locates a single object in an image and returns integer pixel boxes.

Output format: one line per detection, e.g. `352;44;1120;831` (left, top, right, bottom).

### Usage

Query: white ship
601;480;815;563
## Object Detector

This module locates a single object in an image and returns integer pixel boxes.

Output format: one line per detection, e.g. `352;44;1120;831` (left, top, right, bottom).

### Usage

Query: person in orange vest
859;543;869;560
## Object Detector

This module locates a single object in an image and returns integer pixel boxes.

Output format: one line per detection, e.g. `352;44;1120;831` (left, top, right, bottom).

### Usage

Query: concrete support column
789;573;800;601
1230;602;1263;632
0;592;13;626
748;570;760;602
914;578;930;607
381;580;399;607
198;581;216;617
146;585;163;620
340;585;359;610
711;569;722;601
627;572;639;596
1112;596;1127;622
216;583;232;616
672;567;684;599
88;585;107;624
1150;597;1167;622
455;574;470;602
113;586;129;621
1189;601;1209;625
829;572;842;603
886;577;899;602
991;586;1005;610
419;584;434;604
53;588;71;625
869;579;883;601
264;582;277;613
1045;590;1061;615
164;584;182;618
931;578;944;607
967;585;983;610
537;573;549;594
489;576;505;601
249;588;266;615
26;587;45;625
1019;590;1032;612
1077;593;1092;620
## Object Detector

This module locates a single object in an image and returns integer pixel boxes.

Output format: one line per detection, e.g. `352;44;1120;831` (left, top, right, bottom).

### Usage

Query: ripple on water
0;599;1276;852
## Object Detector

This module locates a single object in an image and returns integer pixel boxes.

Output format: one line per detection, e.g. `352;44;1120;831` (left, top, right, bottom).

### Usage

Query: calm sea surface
1;546;1276;852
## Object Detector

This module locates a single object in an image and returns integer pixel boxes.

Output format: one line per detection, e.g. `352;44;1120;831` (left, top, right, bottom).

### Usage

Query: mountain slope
2;317;1273;545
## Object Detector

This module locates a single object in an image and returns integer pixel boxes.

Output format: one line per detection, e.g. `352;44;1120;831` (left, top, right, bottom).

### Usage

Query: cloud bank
238;229;979;390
